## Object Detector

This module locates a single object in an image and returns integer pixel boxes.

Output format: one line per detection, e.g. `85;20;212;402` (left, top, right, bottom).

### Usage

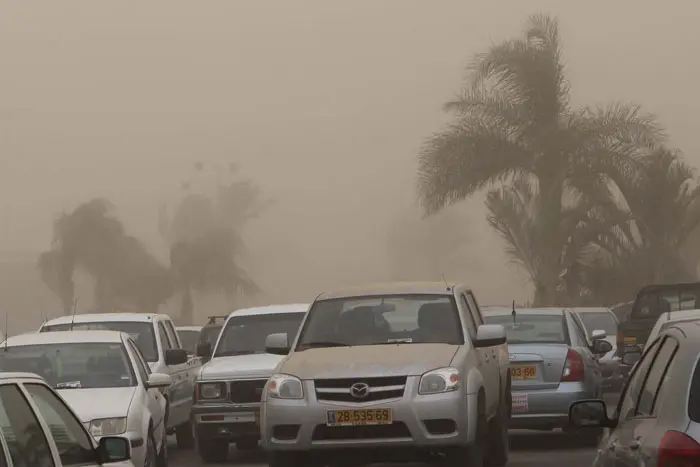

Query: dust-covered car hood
280;343;459;379
199;353;285;380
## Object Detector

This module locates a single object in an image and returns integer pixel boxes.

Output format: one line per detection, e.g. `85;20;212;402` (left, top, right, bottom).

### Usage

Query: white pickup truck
39;312;202;449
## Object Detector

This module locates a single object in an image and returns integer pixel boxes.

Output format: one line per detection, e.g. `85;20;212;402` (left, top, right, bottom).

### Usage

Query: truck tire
445;393;486;467
197;438;228;463
487;377;510;466
175;420;194;449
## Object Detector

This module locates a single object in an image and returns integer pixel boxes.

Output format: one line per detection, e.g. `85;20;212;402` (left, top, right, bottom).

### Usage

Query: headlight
418;367;460;395
196;382;227;401
267;374;303;399
89;417;127;437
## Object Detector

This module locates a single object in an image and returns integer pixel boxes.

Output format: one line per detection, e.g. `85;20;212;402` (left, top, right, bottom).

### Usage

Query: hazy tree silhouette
160;163;265;324
417;13;663;304
38;199;171;314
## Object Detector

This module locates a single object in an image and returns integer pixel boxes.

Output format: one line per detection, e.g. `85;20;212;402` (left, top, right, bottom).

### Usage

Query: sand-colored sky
1;1;698;311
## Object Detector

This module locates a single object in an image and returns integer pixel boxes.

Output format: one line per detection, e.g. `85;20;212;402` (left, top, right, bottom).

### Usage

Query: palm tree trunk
180;287;194;325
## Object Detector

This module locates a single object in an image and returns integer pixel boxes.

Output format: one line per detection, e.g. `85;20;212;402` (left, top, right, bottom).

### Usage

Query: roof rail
206;315;228;325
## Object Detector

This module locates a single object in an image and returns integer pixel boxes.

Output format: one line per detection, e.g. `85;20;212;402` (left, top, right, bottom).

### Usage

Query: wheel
487;379;510;466
144;429;158;467
236;438;259;451
268;451;314;467
156;424;168;467
197;438;229;463
445;396;486;467
175;420;195;449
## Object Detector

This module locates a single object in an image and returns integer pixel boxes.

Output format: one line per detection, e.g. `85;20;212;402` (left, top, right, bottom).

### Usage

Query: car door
460;292;498;414
157;320;188;427
125;338;166;447
598;338;662;467
163;320;197;410
612;335;679;467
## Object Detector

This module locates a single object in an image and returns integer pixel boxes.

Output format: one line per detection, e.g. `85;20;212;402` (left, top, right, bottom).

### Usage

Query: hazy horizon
2;1;699;321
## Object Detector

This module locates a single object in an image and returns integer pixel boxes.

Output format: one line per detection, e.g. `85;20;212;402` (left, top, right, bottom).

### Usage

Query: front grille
314;376;407;403
230;379;267;404
312;422;411;441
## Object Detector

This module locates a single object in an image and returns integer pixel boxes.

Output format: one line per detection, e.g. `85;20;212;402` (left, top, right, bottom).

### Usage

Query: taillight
561;349;585;382
616;332;624;356
659;431;700;467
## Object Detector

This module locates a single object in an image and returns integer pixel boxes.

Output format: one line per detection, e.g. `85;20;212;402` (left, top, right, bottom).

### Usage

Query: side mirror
622;346;642;366
196;342;213;359
474;324;507;348
265;333;290;355
96;436;131;463
569;400;614;429
164;348;188;366
146;373;172;389
591;339;613;355
591;329;607;340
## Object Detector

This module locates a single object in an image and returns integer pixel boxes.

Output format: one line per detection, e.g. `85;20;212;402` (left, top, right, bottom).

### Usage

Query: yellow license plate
255;412;260;426
510;365;537;380
326;408;392;426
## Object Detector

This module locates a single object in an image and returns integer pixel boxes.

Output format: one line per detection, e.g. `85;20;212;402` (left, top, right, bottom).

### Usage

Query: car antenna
3;313;8;352
512;300;517;324
69;297;78;331
441;273;450;291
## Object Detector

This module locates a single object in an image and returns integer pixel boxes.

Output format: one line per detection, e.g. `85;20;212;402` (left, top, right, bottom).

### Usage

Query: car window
484;313;568;345
465;293;484;326
459;294;478;338
578;311;617;336
163;321;181;349
617;339;661;421
0;383;54;467
126;340;150;382
570;314;589;346
158;322;173;351
636;337;679;416
24;383;96;466
178;330;200;354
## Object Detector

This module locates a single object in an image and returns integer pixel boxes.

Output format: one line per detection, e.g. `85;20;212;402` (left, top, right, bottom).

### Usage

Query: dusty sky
1;1;699;310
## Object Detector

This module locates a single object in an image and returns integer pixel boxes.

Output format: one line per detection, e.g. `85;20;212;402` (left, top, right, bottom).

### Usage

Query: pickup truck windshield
214;313;305;357
199;324;223;347
484;314;568;345
295;294;464;350
0;343;136;389
41;322;158;362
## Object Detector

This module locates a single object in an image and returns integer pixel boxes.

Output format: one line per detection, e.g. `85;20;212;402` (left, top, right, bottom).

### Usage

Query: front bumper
192;403;261;441
261;376;476;452
509;382;590;430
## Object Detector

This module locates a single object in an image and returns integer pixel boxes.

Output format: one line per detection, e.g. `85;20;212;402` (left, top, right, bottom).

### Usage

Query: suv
40;312;201;450
192;304;309;463
260;282;509;467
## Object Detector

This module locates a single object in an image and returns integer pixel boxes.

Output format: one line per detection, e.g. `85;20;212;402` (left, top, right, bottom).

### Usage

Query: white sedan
0;330;171;467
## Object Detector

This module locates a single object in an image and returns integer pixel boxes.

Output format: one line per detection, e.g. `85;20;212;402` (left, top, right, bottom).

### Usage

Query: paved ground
168;430;598;467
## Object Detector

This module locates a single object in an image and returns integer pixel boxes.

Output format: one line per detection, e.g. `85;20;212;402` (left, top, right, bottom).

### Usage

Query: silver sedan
483;307;610;442
570;320;700;465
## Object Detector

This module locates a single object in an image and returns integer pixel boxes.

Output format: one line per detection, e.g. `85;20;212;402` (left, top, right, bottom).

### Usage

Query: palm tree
161;163;265;324
38;199;171;314
417;13;663;304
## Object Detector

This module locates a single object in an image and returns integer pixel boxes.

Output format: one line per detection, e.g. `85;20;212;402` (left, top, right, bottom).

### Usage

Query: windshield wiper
297;341;348;350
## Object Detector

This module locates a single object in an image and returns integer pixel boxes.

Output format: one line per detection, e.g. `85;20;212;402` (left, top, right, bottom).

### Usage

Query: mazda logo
350;382;370;399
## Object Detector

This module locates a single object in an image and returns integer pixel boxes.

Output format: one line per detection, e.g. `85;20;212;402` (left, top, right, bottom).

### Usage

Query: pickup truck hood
199;353;284;380
281;344;459;379
58;387;135;423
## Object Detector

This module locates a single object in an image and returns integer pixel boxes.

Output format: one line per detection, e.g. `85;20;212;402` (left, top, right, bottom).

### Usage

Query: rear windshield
41;321;158;362
633;285;700;320
483;314;568;345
